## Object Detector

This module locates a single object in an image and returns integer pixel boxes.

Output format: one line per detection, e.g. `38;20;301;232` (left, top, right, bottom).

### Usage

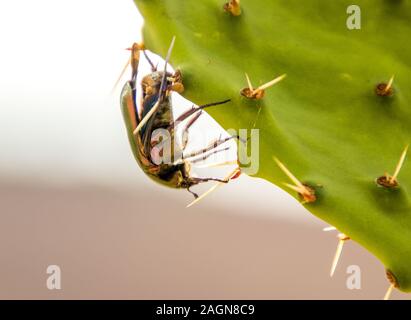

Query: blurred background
0;0;407;299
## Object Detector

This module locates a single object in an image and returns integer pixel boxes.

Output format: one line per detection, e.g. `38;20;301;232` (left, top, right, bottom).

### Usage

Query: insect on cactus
132;0;411;298
119;37;241;202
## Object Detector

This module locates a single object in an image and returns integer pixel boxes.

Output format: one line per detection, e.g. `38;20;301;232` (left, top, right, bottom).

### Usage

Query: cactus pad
134;0;411;292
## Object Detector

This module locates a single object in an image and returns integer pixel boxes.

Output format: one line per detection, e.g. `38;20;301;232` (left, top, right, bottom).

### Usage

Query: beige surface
0;182;408;300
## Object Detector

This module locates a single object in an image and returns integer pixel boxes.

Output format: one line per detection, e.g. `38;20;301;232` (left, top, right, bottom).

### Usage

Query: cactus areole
134;0;411;292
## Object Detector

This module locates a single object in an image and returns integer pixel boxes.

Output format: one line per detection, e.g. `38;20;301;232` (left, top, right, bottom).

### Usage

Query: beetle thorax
141;71;171;98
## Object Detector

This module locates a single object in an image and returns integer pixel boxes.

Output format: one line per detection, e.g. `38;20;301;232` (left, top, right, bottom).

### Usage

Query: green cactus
133;0;411;293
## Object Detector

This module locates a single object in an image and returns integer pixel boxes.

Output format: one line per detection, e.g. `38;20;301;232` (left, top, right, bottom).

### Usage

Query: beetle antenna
186;167;240;208
187;187;199;199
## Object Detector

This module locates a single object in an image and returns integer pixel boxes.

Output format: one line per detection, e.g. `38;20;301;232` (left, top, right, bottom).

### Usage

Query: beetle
120;38;240;198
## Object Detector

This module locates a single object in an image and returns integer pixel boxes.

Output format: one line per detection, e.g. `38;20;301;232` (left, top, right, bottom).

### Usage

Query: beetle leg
143;50;157;72
181;111;203;150
187;187;199;199
169;99;231;130
190;177;230;184
186;167;241;206
182;135;239;160
187;147;231;164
